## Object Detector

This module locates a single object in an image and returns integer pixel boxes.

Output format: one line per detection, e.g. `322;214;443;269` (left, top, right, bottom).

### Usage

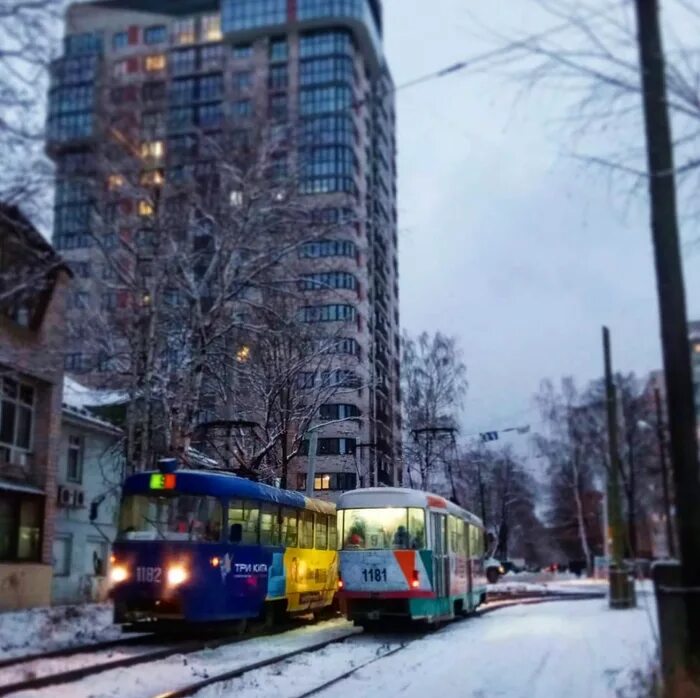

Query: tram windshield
341;507;425;550
118;494;223;542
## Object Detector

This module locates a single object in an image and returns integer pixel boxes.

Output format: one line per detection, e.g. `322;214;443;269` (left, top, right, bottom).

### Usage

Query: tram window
281;508;298;547
315;514;328;550
227;499;259;544
408;508;425;549
328;515;338;549
300;510;314;549
260;503;281;546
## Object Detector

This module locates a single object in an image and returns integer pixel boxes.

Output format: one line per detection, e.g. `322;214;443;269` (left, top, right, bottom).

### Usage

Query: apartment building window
144;25;167;44
140;139;164;159
0;378;34;467
232;44;253;59
172;18;195;45
300;56;354;86
199;74;224;100
197;103;223;128
141;111;165;138
299;272;357;291
319;403;361;420
223;0;286;32
234;70;253;90
233;99;252;118
201;14;222;42
321;369;360;388
268;63;288;90
269;93;288;121
67;435;83;483
47;112;92;142
138;200;154;217
325;337;360;356
0;492;42;562
296;472;356;492
171;48;196;75
269;37;287;62
55;233;91;250
142;81;166;101
300;115;355;147
112;32;128;51
299;239;356;258
299;85;352;115
300;176;355;195
301;304;356;322
319;438;356;456
301;145;356;177
144;54;166;72
200;44;223;71
299;29;354;58
170;77;196;103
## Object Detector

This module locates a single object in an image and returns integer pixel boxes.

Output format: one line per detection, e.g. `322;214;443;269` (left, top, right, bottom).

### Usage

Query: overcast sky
383;0;700;446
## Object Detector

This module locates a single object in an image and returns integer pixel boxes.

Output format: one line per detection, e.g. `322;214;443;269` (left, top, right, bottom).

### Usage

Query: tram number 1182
362;567;387;583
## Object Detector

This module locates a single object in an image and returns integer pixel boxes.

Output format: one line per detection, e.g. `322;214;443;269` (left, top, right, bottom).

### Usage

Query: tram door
430;512;448;598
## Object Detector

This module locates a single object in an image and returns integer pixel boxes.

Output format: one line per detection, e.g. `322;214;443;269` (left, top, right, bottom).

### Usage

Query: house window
52;535;72;576
0;492;42;562
0;378;34;465
201;14;222;42
172;18;195;45
86;538;108;576
145;54;166;71
67;435;83;483
107;174;124;190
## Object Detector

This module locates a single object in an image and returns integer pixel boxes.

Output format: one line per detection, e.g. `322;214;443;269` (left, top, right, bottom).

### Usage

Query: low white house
51;379;124;604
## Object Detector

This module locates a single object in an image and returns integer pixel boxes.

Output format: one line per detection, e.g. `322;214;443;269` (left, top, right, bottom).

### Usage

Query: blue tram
110;464;338;628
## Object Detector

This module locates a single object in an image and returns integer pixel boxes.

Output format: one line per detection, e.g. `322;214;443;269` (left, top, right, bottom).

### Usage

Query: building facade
52;391;123;605
48;0;400;494
0;204;72;610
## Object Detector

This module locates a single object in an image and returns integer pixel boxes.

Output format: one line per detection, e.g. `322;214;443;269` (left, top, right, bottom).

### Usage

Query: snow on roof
63;376;128;409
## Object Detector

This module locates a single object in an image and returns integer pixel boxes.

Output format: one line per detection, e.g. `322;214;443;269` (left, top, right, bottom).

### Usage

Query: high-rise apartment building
47;0;401;493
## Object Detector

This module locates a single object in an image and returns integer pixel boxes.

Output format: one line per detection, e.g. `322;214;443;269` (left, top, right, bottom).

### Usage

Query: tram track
0;617;335;697
1;593;605;698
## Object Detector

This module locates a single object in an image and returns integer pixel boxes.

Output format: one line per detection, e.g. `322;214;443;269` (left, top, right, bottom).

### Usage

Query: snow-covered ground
306;598;658;698
10;619;356;698
488;576;610;596
0;603;123;660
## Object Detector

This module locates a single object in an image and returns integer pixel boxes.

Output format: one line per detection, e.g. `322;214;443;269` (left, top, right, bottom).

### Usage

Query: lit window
230;190;243;206
172;18;195;45
107;174;125;190
236;345;250;363
201;14;222;41
140;169;164;186
144;54;166;72
141;140;164;159
694;343;700;354
138;200;154;217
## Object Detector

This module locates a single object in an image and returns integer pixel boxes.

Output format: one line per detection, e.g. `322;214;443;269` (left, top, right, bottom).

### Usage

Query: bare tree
535;377;603;574
0;0;61;223
401;331;467;492
474;0;700;219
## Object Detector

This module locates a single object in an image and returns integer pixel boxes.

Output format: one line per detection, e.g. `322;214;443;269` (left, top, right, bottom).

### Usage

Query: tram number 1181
362;567;387;583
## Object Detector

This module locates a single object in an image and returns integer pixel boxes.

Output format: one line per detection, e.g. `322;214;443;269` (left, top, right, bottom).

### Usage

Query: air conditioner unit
73;488;86;509
57;486;73;507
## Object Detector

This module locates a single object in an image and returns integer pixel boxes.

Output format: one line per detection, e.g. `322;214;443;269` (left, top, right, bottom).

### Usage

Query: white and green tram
336;488;487;624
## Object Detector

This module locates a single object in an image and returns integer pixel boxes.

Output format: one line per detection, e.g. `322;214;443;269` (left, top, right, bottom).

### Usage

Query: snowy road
191;598;657;698
310;598;658;698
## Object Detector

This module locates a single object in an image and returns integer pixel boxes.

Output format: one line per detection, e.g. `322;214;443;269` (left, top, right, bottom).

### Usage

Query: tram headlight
167;564;189;587
110;564;129;585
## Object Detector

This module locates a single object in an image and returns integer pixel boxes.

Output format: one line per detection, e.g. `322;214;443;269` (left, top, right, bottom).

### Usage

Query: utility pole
634;0;700;678
603;327;634;608
654;387;675;558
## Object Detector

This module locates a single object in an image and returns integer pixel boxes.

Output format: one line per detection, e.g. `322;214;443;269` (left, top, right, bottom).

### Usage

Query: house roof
62;377;124;435
0;203;72;278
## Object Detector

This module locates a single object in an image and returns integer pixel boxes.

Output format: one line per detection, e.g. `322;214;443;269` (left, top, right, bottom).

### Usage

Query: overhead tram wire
350;3;623;112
